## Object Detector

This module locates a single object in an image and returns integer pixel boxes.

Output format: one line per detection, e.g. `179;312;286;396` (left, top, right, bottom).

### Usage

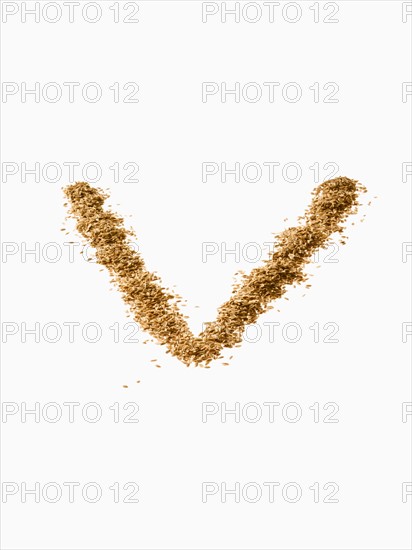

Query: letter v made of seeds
64;177;366;367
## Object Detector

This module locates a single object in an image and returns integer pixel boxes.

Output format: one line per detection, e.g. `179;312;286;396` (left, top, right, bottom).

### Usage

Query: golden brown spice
64;177;366;366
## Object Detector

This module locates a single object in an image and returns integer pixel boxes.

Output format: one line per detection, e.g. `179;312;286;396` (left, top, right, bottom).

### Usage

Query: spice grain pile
64;177;366;366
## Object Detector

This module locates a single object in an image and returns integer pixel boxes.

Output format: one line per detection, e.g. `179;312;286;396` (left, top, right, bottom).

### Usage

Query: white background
1;1;411;549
